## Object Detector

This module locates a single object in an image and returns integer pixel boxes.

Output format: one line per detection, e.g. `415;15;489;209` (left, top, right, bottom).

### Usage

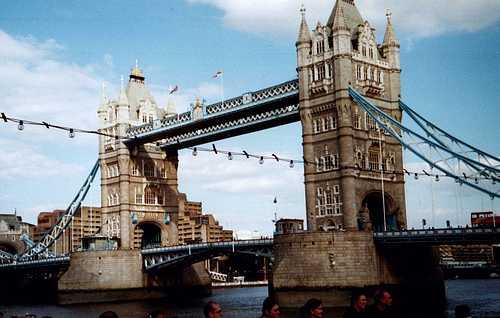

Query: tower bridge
0;0;499;312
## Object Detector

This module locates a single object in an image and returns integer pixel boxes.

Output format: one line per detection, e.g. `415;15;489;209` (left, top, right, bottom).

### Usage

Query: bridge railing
374;227;499;238
141;238;273;255
125;79;299;138
0;256;70;268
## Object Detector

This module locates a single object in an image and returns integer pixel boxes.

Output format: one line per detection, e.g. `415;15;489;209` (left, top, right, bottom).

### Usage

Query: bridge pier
56;250;211;304
272;231;446;317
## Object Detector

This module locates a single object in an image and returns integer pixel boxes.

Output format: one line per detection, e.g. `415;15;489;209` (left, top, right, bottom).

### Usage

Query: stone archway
361;191;397;232
134;222;162;249
0;240;22;255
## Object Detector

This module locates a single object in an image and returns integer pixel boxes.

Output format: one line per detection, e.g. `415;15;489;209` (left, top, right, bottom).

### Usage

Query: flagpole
221;70;224;107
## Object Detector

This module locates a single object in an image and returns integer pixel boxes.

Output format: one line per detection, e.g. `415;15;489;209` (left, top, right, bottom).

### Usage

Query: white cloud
0;30;103;131
179;150;303;194
186;0;500;40
0;138;84;180
151;81;224;114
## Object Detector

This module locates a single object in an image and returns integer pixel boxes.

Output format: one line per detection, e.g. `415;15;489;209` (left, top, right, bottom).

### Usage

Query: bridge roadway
124;79;299;149
141;238;273;272
1;228;499;272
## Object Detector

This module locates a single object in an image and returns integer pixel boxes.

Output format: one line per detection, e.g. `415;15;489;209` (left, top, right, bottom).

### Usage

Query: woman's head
301;298;323;318
262;297;280;318
351;292;368;312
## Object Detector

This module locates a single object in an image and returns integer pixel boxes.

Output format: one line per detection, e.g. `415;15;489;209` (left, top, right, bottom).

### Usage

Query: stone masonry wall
273;231;397;289
58;250;145;291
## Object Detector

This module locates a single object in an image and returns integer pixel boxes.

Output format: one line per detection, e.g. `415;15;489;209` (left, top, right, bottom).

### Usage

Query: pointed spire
327;0;363;30
331;2;349;32
383;9;399;47
119;75;129;105
296;4;311;45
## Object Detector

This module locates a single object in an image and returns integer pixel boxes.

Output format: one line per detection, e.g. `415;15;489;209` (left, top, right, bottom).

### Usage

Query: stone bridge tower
297;0;406;232
97;65;180;249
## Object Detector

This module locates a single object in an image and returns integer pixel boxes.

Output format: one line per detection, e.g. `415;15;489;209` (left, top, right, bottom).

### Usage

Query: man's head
374;289;392;308
204;301;222;318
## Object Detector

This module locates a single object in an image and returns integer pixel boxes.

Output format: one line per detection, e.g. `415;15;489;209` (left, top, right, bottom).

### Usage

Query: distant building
34;207;101;254
275;219;304;235
0;213;35;254
471;211;498;228
177;200;233;244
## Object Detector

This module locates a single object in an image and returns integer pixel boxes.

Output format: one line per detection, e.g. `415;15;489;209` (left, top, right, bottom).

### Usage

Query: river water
1;279;499;318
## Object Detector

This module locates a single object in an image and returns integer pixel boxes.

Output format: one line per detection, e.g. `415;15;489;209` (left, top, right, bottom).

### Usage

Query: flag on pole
212;70;223;79
169;85;179;95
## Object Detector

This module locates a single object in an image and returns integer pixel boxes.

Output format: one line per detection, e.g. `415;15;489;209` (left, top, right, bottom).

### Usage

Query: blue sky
0;0;499;237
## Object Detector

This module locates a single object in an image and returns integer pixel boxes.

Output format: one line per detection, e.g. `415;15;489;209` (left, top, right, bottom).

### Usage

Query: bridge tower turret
97;63;180;250
297;0;406;232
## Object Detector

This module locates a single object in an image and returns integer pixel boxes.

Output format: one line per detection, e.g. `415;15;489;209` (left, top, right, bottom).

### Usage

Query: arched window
145;186;156;205
144;162;155;177
369;146;380;171
135;186;143;204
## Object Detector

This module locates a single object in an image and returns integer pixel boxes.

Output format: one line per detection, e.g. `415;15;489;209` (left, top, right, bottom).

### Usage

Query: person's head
351;292;368;312
455;304;471;318
204;301;222;318
374;289;392;308
147;310;167;318
99;311;119;318
261;297;280;318
301;298;323;318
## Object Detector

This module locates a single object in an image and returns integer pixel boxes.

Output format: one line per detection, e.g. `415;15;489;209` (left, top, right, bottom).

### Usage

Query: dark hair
455;304;471;318
300;298;322;318
204;301;217;318
99;311;119;318
351;291;366;306
262;297;279;316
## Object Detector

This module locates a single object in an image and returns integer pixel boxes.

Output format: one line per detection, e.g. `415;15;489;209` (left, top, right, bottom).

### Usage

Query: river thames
1;279;499;317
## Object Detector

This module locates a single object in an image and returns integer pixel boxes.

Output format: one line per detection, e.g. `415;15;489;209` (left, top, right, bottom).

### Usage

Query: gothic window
366;115;377;131
369;147;380;171
379;71;384;83
323;117;329;131
316;157;325;172
369;47;374;59
157;191;164;205
148;115;154;123
331;116;337;129
353;110;361;129
135;187;143;204
332;154;339;169
316;40;324;54
327;62;332;78
370;68;375;81
362;46;366;56
316;185;342;217
363;67;368;81
313;119;321;134
317;64;325;80
356;65;362;79
142;114;148;123
325;156;334;170
144;162;155;177
131;161;139;176
145;186;156;205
